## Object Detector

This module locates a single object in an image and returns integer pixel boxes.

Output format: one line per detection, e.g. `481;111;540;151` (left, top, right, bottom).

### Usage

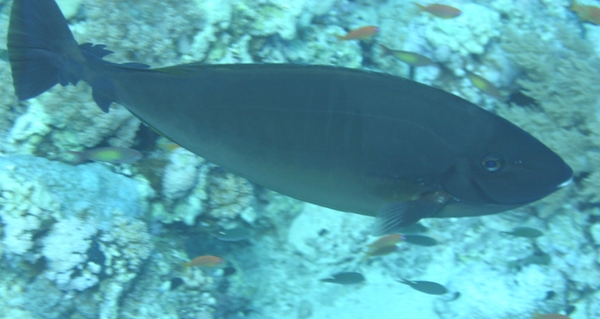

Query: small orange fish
533;312;570;319
368;233;404;250
363;245;398;260
335;26;380;41
183;255;225;268
158;141;180;152
380;44;434;67
570;1;600;25
466;71;503;100
155;136;182;152
363;233;404;260
413;3;462;19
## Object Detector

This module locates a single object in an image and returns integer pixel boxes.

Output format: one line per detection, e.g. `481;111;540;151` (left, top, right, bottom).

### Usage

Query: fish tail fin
334;35;345;41
396;278;411;285
379;44;391;56
8;0;122;113
360;252;370;263
7;0;84;100
65;151;87;165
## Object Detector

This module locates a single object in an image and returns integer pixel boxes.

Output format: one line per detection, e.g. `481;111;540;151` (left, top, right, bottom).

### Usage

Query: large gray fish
7;0;573;234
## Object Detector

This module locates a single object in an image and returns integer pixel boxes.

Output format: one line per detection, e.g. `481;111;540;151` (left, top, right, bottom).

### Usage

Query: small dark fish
335;26;379;40
508;91;538;107
413;3;462;19
397;278;448;295
403;234;438;246
448;291;461;301
502;227;543;238
214;227;251;242
222;266;237;277
564;305;576;316
544;290;555;300
516;251;551;267
69;147;143;164
380;45;434;67
321;272;365;285
169;277;184;290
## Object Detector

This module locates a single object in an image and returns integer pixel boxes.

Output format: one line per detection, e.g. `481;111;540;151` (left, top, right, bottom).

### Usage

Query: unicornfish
6;0;573;234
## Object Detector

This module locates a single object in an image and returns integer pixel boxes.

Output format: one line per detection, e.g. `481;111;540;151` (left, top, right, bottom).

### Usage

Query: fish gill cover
0;1;598;319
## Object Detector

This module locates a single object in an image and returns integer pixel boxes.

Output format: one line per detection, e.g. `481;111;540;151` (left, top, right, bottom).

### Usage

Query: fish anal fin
79;43;114;58
373;191;452;235
91;76;117;113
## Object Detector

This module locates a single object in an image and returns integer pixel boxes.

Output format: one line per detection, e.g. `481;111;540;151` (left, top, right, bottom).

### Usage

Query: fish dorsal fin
120;62;151;69
153;62;208;76
79;43;114;58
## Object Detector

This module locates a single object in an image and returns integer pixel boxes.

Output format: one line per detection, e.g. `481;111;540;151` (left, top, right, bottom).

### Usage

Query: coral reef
0;155;154;318
42;217;99;291
162;148;205;200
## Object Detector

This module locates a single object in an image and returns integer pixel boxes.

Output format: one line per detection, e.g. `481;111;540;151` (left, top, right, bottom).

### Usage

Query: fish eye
481;155;503;172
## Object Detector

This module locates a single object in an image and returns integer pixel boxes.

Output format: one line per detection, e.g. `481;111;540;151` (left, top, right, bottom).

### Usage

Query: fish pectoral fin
373;191;452;235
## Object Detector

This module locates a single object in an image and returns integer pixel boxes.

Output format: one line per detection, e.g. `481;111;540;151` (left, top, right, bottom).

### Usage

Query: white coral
0;162;59;256
7;100;51;151
42;217;98;290
421;3;501;57
162;148;204;200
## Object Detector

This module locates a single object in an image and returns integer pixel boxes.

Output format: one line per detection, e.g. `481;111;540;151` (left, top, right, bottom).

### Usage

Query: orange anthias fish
570;1;600;25
369;233;405;250
363;233;404;260
335;26;380;40
533;312;570;319
183;255;225;267
156;139;181;152
413;3;462;19
380;44;434;67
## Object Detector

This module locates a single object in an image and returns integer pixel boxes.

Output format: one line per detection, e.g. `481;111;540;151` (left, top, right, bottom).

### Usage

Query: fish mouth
557;176;573;189
468;172;572;207
444;157;575;207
